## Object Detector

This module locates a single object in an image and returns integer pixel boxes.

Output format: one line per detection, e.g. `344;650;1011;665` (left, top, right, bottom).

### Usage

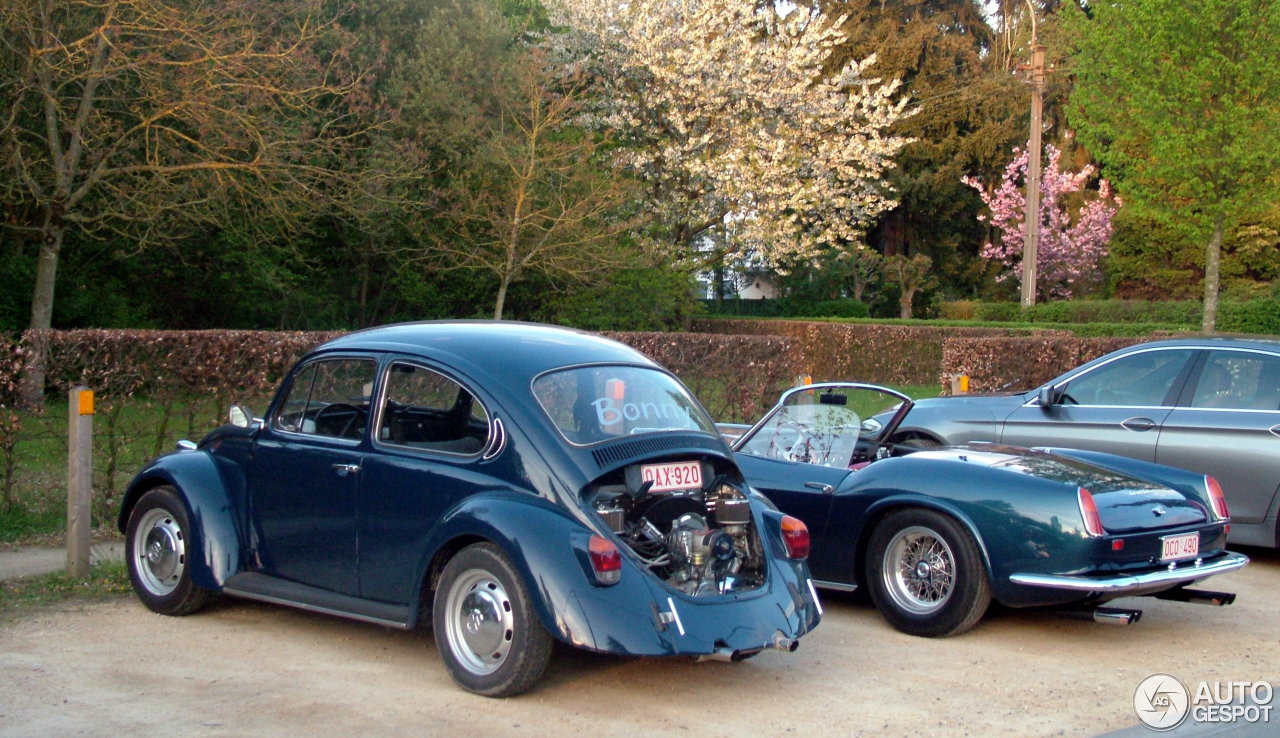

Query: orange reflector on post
77;388;95;416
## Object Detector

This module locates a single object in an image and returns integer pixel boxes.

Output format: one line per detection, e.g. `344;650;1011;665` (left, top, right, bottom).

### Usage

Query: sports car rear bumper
1008;551;1249;594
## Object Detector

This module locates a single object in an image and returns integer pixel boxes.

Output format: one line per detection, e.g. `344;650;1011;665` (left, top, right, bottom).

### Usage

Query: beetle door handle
332;463;361;476
1120;417;1157;432
805;481;834;495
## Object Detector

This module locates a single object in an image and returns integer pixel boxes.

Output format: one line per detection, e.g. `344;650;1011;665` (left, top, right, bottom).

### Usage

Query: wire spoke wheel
882;525;955;615
866;508;991;637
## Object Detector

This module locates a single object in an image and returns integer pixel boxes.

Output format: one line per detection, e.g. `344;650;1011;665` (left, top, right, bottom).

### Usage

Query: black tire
865;508;991;637
433;543;553;697
125;486;210;616
898;436;942;450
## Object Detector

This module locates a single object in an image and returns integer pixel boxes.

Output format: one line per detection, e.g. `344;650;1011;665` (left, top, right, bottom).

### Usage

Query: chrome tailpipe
696;647;754;662
771;631;800;652
1059;606;1143;625
1153;588;1236;606
1091;607;1143;625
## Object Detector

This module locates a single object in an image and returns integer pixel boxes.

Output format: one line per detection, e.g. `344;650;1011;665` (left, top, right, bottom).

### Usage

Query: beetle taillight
780;515;809;559
1206;475;1230;521
588;534;622;585
1078;487;1105;537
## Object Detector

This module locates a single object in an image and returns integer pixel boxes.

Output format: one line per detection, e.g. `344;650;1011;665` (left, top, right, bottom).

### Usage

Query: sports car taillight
780;515;809;559
1206;475;1230;524
1077;487;1105;537
588;534;622;586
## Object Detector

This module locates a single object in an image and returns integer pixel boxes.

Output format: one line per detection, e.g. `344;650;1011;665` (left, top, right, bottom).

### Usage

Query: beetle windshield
533;366;716;445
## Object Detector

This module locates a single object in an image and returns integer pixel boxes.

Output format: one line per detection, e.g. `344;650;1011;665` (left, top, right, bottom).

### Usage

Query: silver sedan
887;338;1280;548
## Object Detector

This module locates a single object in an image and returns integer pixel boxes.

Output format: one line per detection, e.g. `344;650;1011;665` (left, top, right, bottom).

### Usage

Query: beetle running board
1058;606;1143;625
1152;588;1237;606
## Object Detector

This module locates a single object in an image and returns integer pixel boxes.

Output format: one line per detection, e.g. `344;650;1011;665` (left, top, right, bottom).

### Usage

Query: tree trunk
493;276;509;320
1201;212;1223;334
19;223;64;407
899;289;914;319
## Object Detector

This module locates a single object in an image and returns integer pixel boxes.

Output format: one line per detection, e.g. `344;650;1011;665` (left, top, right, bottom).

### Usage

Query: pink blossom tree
963;144;1121;299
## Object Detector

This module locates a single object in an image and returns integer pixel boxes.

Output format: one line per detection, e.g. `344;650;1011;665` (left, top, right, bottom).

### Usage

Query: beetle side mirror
1037;386;1056;408
229;405;257;428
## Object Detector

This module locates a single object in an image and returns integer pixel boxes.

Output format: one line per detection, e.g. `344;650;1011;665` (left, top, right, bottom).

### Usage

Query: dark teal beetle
727;383;1248;638
118;322;820;697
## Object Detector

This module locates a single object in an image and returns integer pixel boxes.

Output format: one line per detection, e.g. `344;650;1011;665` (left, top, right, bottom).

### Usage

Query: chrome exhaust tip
771;631;799;652
1093;607;1143;625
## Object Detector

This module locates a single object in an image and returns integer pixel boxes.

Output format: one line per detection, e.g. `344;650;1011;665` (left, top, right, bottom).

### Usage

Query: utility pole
1019;42;1046;309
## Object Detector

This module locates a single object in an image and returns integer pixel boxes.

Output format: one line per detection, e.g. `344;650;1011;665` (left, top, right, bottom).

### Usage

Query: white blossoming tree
548;0;912;265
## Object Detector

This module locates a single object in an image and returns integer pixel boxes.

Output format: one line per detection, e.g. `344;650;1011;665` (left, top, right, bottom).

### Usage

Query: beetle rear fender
119;451;244;590
420;490;671;653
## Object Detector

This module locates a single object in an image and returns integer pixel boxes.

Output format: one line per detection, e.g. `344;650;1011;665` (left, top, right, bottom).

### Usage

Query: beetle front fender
119;450;244;590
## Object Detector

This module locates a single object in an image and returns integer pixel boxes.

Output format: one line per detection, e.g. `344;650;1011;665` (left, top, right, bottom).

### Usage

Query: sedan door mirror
1037;386;1057;408
229;405;258;428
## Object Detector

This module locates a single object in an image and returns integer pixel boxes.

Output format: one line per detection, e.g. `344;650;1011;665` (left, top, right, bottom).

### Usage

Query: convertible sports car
118;322;820;697
728;382;1248;637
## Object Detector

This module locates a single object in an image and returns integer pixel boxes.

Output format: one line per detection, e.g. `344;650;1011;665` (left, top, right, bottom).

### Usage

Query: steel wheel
432;543;552;697
880;525;956;615
124;486;210;616
132;507;188;597
442;569;515;676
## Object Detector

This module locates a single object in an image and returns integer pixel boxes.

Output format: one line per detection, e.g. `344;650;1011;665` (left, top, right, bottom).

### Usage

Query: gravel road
2;547;1276;737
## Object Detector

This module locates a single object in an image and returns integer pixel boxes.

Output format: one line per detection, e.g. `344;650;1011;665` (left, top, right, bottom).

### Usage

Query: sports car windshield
533;366;716;445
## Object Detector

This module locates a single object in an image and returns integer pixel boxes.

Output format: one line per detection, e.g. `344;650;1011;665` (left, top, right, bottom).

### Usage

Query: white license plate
641;461;702;493
1160;532;1200;562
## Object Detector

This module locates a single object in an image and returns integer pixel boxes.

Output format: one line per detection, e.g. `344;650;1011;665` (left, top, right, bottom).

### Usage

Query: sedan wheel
866;508;990;637
125;486;210;616
433;543;552;697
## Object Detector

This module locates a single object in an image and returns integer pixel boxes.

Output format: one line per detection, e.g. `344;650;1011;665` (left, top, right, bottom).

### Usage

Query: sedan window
377;363;489;455
1063;349;1193;407
1191;351;1280;410
273;358;377;440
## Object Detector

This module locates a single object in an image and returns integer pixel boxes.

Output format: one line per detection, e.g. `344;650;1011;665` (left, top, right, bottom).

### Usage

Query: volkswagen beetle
118;322;820;696
727;382;1248;637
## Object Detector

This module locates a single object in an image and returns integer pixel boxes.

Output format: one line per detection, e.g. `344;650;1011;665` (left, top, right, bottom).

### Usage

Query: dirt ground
1;547;1276;738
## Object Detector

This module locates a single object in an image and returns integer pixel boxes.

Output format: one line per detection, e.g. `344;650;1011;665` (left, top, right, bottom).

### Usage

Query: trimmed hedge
940;299;1280;335
8;327;799;424
939;335;1148;393
691;318;1059;386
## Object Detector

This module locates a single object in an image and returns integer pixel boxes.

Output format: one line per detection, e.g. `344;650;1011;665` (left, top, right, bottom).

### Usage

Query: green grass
1;392;274;544
0;560;131;619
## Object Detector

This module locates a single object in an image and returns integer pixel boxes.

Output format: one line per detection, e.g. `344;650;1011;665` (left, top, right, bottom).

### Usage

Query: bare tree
1;0;364;400
428;51;635;320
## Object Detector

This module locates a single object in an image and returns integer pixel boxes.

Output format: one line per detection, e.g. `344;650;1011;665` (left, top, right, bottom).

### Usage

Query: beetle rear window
532;366;715;445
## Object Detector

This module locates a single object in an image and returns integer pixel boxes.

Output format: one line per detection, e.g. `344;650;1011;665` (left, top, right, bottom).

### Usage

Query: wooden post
67;386;94;578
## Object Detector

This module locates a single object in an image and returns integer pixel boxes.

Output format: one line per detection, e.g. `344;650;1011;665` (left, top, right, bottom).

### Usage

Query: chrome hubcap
444;569;514;675
133;508;186;596
882;525;955;615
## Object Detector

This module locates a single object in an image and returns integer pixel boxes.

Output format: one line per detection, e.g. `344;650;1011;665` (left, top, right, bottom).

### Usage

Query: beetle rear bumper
1008;551;1249;594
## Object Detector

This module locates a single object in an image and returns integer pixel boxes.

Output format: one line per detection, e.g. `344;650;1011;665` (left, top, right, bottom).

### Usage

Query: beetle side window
1191;350;1280;410
377;363;490;455
273;358;377;440
1062;349;1193;407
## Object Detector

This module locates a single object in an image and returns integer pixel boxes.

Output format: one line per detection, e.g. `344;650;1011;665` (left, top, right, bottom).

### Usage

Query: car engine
589;464;766;596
